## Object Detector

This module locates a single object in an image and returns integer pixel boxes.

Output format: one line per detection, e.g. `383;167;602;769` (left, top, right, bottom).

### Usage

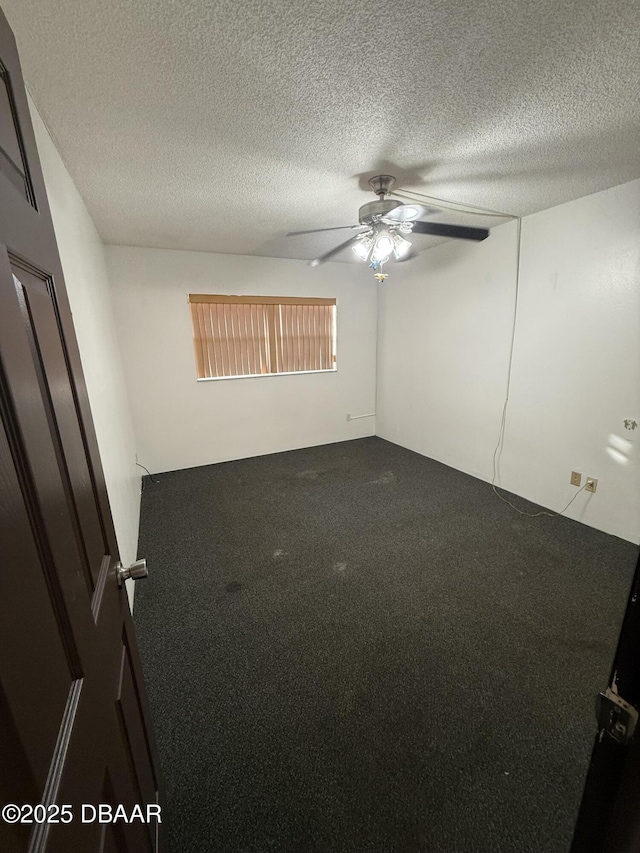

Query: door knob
116;558;148;587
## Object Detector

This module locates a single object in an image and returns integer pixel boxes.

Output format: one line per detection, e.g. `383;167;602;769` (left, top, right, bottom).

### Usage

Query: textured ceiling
3;0;640;262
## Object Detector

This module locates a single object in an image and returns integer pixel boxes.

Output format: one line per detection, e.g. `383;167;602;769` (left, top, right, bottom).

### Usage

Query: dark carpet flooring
134;436;638;853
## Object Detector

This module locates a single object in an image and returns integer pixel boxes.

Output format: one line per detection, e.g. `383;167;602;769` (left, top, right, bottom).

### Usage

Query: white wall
106;247;378;473
377;180;640;543
29;98;142;601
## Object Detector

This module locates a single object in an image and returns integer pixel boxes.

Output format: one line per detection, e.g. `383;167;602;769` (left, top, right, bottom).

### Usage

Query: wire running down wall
376;179;640;543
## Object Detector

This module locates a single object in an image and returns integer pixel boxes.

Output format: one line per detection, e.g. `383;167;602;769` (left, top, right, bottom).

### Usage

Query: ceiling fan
287;175;490;281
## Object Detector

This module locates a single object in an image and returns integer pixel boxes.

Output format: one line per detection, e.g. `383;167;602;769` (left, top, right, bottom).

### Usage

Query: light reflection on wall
606;433;634;466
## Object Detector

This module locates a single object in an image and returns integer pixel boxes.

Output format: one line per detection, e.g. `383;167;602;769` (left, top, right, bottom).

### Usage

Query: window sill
196;368;338;382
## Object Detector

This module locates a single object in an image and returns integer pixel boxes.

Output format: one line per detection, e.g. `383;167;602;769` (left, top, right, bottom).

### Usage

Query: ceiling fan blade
396;250;419;263
411;221;489;241
309;235;361;266
287;224;363;237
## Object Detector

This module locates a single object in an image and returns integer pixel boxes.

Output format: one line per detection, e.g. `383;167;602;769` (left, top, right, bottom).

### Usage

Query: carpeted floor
134;436;638;853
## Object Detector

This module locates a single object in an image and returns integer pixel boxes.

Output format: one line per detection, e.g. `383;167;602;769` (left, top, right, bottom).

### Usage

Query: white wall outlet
585;477;598;493
570;471;582;487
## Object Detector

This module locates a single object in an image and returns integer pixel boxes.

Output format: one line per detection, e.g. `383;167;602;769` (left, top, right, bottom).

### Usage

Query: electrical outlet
570;471;582;487
586;477;598;493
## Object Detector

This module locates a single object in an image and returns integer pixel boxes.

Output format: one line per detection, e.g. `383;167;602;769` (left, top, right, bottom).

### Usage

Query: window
189;294;337;380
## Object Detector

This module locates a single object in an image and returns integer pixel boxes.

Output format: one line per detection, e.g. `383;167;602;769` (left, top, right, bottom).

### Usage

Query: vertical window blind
188;295;337;379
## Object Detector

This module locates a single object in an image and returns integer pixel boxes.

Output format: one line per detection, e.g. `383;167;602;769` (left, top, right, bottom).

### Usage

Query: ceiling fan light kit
352;228;412;266
287;174;491;280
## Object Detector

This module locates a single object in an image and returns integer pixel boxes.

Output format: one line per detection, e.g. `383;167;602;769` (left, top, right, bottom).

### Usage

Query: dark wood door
571;550;640;852
0;8;162;852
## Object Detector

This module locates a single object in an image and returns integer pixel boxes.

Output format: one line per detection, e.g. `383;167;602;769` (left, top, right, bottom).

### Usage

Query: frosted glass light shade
352;240;371;261
393;234;412;258
371;234;394;262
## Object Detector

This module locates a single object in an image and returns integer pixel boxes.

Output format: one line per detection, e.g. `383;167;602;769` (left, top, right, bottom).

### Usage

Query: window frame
188;294;338;381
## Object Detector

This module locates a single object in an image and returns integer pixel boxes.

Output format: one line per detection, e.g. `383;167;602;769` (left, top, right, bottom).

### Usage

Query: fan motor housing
358;199;402;225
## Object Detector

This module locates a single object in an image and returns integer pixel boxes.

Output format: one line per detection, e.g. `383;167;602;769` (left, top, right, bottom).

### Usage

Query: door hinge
596;688;638;745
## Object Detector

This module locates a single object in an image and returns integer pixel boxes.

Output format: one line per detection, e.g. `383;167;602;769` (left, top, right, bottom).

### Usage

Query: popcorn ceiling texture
4;0;640;260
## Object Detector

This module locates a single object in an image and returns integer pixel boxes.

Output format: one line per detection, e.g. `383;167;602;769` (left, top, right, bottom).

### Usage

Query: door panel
12;263;108;591
0;418;73;796
0;60;33;203
0;7;162;852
